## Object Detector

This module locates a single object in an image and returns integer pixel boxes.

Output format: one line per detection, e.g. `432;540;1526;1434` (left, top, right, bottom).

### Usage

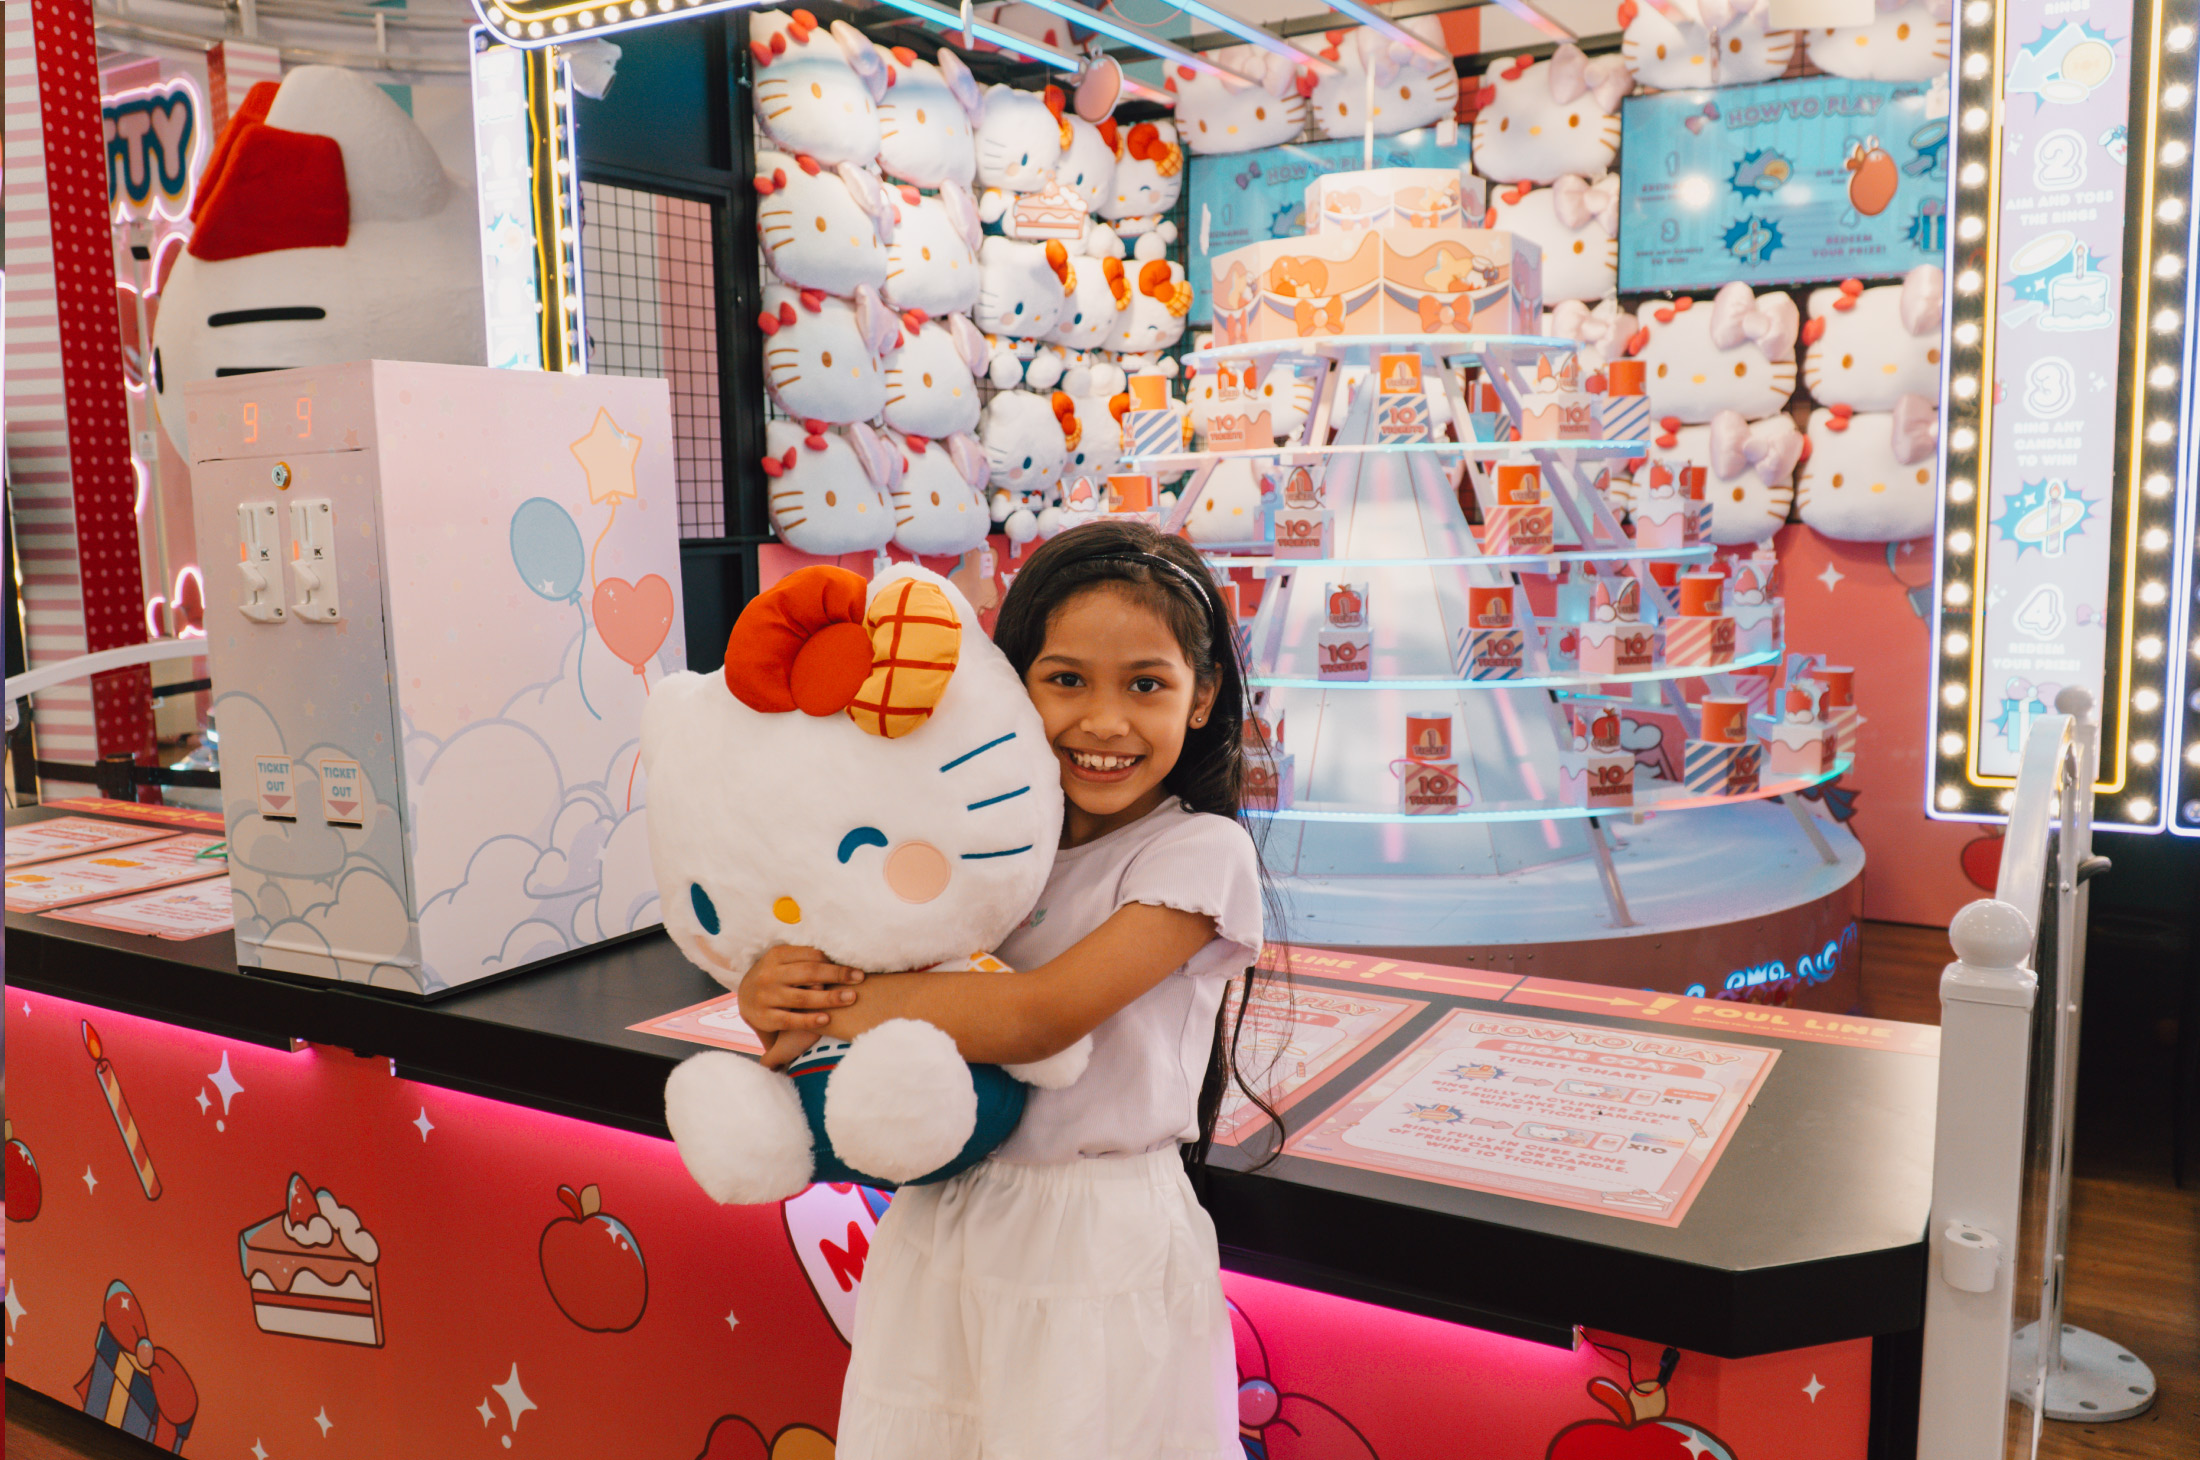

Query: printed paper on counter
45;877;238;940
4;817;172;869
1284;1008;1778;1226
1215;982;1425;1147
630;990;767;1055
4;834;228;913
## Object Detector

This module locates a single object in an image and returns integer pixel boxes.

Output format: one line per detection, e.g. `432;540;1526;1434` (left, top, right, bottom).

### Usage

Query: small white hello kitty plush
1113;260;1194;358
750;9;889;169
1188;357;1314;448
974;235;1073;342
761;419;897;555
1670;410;1806;545
1632;280;1799;426
1802;265;1943;413
982;388;1075;504
1048;253;1130;351
877;44;984;190
1471;44;1630;186
1308;18;1460;146
1797;396;1939;541
1056;114;1117;213
1486;175;1618;305
974;83;1065;196
1544;297;1639;372
1061;381;1127;493
1098;121;1184;263
883;181;983;317
755;150;893;299
651;562;1078;1203
1806;0;1950;82
882;313;989;439
760;283;896;424
1620;0;1797;90
1183;461;1268;544
1171;47;1310;156
888;429;993;555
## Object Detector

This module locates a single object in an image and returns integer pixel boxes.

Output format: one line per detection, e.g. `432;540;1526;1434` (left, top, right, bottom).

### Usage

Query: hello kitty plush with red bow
1802;266;1942;412
1171;48;1309;156
1658;410;1805;544
762;419;898;555
1798;395;1939;541
883;181;983;317
882;313;989;439
975;236;1073;342
1631;280;1799;424
1471;44;1630;186
755;150;894;299
1487;174;1619;304
759;283;898;424
981;388;1076;515
1099;121;1184;263
887;429;994;556
1620;0;1797;90
750;9;889;168
1307;19;1459;146
877;45;984;189
1806;0;1951;81
1049;253;1131;351
975;83;1065;200
1113;260;1194;361
1544;298;1639;372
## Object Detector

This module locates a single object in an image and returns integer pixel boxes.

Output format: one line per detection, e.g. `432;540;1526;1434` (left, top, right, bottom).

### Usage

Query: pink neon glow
102;76;209;227
145;567;207;641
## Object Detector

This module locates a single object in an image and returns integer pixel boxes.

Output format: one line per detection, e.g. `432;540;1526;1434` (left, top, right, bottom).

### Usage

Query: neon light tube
1319;0;1448;66
1159;0;1329;73
1005;0;1251;79
871;0;1080;69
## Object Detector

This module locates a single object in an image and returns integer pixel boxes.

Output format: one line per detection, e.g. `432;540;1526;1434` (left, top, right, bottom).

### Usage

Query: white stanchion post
1916;898;2039;1460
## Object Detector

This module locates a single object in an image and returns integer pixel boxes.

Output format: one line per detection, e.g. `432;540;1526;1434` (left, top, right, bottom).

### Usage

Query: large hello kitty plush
1308;18;1460;145
1471;44;1629;186
1802;266;1943;413
1113;260;1194;359
975;235;1073;341
762;420;897;555
1620;0;1797;90
888;430;994;555
975;83;1065;196
1171;48;1310;155
882;313;989;439
877;45;984;189
1099;121;1184;263
750;9;889;169
1632;281;1799;425
755;150;893;299
759;284;897;424
883;181;983;317
1668;410;1806;544
1798;396;1939;541
1806;0;1951;81
1487;175;1618;305
652;564;1081;1204
152;67;484;460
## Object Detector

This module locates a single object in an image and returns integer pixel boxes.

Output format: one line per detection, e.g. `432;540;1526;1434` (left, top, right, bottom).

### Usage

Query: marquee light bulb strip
2172;65;2200;833
1930;0;2194;832
472;0;764;46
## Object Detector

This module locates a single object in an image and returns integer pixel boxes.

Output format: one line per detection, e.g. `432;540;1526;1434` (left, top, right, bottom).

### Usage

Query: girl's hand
760;1029;823;1072
738;945;864;1046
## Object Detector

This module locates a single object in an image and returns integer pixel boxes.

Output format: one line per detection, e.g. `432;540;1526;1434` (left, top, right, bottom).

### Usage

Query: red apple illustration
6;1120;41;1221
1547;1378;1735;1460
540;1183;648;1332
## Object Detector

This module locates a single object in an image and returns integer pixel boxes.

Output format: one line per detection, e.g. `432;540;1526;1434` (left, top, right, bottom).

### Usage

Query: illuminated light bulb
2135;742;2160;765
578;9;594;23
2173;24;2196;50
1964;53;1989;78
1961;162;1987;186
1949;531;1975;554
2128;797;2155;821
1947;582;1973;606
1957;269;1982;293
559;226;575;243
2166;140;2191;166
1955;321;1981;346
1953;376;1980;399
1941;732;1966;756
1999;790;2015;812
1963;107;1989;132
2144;527;2170;550
2155;307;2183;332
1965;0;1990;22
603;5;619;17
2148;419;2176;443
528;20;545;35
2168;84;2191;110
2136;688;2163;714
2160;254;2186;279
2152;363;2180;388
1939;785;1964;810
1943;684;1968;707
1958;216;1985;241
562;293;579;312
1945;631;1972;654
2188;743;2200;768
2146;472;2173;495
2140;635;2165;660
630;0;647;15
1951;427;1979;451
1950;479;1977;503
2141;580;2169;604
659;0;674;10
552;15;568;30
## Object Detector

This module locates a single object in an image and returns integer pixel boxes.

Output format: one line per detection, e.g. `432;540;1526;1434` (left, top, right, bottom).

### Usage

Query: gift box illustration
1630;464;1698;550
74;1281;196;1452
1518;351;1597;441
1579;579;1655;675
1375;353;1430;443
1463;378;1510;441
1307;167;1483;233
1125;375;1181;458
1484;504;1554;556
1564;706;1635;809
1763;685;1835;777
1213;226;1541;344
1683;739;1763;795
1664;571;1735;668
239;1172;385;1347
1594;357;1650;443
1245;750;1297;810
1395;757;1467;814
1275;507;1334;559
1318;627;1373;681
1726;564;1783;657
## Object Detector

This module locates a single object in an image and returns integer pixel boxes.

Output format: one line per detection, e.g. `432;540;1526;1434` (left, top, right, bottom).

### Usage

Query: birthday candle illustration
82;1020;161;1200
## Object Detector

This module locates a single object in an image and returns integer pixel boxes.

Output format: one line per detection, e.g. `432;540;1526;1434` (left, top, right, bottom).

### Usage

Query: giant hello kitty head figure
759;283;897;423
878;45;984;189
1806;0;1951;81
1309;19;1459;143
1620;0;1797;90
975;236;1073;340
1631;281;1799;424
1798;397;1939;541
884;181;983;316
750;9;889;168
762;419;897;554
153;67;484;460
756;150;894;299
1471;44;1629;185
1172;48;1310;155
1487;175;1618;305
883;313;989;439
1802;266;1943;413
976;84;1067;193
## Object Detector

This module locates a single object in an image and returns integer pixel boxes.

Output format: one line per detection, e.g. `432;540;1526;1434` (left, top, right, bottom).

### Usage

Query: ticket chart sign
1970;0;2137;783
1214;982;1426;1147
1617;77;1950;293
1287;1010;1777;1226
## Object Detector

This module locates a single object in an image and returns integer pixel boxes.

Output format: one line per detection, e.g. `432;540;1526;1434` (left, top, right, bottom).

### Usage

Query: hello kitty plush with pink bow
762;418;898;555
1666;410;1805;544
883;181;983;316
1544;298;1639;372
1620;0;1797;90
877;45;983;189
1099;121;1184;263
756;150;894;299
1307;19;1459;146
751;9;889;169
760;283;897;424
1806;0;1950;81
1472;44;1630;186
882;313;989;439
1171;48;1310;156
1487;174;1619;304
1798;395;1939;541
1802;266;1942;412
1631;280;1799;424
887;429;993;556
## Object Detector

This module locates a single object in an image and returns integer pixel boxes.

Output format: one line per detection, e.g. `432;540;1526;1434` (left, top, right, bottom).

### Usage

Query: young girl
736;519;1272;1458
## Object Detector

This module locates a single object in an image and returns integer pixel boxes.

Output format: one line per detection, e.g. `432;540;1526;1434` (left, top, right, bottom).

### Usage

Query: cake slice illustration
239;1172;384;1346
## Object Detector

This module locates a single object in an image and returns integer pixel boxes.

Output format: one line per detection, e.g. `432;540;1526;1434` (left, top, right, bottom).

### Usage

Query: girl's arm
751;903;1216;1069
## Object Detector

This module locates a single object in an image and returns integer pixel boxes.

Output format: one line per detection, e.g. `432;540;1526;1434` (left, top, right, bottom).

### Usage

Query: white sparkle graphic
313;1407;333;1437
478;1398;496;1426
1816;561;1845;593
1803;1373;1826;1402
252;1442;269;1460
493;1364;537;1432
1680;1436;1712;1460
208;1052;244;1115
20;1001;29;1017
725;1309;741;1333
5;1280;26;1337
82;1166;98;1195
413;1108;435;1142
195;1088;211;1117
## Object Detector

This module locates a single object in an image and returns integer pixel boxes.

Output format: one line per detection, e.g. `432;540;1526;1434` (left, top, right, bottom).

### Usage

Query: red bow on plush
188;81;349;261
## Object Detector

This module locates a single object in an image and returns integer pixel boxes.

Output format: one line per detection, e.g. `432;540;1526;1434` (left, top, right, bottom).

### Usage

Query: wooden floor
11;922;2196;1459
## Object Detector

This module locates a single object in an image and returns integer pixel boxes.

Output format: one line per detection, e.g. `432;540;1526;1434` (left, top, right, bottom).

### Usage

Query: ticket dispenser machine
185;362;685;995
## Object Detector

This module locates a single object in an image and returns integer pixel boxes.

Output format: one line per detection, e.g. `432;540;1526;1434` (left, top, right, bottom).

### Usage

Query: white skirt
837;1147;1239;1460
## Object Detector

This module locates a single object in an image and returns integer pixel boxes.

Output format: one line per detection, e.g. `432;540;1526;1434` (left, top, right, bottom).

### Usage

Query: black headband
1086;550;1223;619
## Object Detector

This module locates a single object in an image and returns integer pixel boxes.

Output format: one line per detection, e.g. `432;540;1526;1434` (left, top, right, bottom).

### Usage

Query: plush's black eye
690;883;720;934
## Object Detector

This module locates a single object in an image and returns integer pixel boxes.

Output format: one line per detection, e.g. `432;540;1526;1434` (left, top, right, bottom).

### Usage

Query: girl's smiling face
1026;585;1217;846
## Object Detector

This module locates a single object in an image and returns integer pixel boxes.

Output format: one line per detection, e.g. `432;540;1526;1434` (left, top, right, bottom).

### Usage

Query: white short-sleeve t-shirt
990;797;1265;1164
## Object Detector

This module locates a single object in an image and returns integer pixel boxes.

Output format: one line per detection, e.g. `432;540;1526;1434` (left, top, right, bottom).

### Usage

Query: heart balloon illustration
592;573;675;675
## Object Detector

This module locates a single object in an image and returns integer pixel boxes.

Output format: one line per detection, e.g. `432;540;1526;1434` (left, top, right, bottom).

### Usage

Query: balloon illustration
592;574;675;679
510;497;601;719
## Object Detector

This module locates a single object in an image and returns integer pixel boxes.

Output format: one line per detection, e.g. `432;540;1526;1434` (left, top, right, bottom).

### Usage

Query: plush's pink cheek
885;841;952;902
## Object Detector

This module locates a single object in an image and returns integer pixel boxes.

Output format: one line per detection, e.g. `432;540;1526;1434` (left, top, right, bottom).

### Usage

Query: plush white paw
1132;232;1167;264
1003;1034;1091;1090
663;1052;814;1205
1025;352;1064;390
824;1018;978;1184
987;354;1025;390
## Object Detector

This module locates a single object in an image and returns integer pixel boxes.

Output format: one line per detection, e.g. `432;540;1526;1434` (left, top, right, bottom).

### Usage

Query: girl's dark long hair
992;519;1292;1176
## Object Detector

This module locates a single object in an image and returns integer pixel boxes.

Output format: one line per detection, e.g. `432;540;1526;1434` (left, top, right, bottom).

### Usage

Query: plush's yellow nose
773;896;802;924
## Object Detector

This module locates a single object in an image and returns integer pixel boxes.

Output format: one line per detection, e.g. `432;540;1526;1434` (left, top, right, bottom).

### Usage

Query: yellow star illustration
569;408;642;505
